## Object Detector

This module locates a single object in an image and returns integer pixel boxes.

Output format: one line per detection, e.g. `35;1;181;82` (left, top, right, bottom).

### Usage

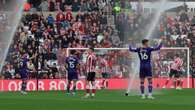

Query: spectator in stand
191;16;195;26
39;0;49;11
47;14;55;26
27;60;36;78
49;0;55;11
72;0;81;12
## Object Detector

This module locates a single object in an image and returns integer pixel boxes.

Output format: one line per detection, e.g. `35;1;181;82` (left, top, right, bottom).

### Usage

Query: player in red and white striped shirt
100;56;109;89
163;54;183;89
84;47;97;98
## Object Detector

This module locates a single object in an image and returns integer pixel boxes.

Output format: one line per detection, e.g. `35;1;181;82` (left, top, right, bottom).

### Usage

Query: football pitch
0;89;195;110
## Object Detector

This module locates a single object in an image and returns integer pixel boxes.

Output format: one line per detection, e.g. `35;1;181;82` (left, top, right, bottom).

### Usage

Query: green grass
0;89;195;110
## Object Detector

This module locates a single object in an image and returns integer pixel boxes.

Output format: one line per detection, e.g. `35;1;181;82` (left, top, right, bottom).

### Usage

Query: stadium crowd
25;0;114;12
1;0;121;79
1;0;195;79
116;10;193;47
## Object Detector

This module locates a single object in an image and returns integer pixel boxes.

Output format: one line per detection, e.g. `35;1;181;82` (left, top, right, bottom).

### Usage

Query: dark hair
70;50;76;55
175;54;179;57
89;47;95;52
142;39;149;45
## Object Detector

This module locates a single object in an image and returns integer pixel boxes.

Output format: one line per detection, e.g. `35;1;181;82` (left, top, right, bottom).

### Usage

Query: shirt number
140;53;148;60
69;61;75;68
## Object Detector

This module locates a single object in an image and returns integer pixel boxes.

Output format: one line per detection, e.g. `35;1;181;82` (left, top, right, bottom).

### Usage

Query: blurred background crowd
0;0;195;79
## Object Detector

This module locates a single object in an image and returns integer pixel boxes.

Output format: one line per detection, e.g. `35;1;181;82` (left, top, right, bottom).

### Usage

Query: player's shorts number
140;53;148;60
